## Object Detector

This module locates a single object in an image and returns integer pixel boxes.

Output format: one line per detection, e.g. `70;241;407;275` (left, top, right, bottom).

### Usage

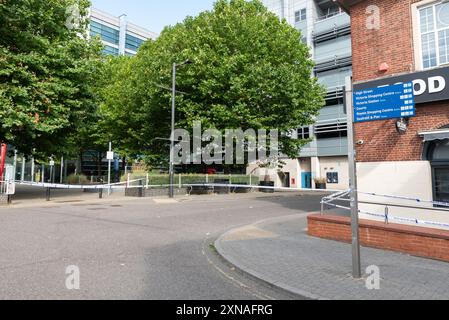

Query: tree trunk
77;151;84;176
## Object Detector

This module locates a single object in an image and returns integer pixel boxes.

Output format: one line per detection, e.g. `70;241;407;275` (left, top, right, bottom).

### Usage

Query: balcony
314;54;352;73
314;35;352;62
314;118;348;135
325;86;344;102
313;13;351;43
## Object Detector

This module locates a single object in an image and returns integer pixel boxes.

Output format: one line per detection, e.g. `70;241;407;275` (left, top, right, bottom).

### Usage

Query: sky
91;0;216;34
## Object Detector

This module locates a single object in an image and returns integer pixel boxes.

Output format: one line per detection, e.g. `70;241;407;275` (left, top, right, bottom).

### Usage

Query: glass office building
250;0;351;190
89;8;157;56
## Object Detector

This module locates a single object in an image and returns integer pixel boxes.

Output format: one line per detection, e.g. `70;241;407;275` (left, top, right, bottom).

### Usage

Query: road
0;191;326;300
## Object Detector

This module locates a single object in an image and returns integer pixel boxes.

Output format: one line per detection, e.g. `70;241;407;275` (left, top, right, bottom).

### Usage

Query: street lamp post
169;60;192;198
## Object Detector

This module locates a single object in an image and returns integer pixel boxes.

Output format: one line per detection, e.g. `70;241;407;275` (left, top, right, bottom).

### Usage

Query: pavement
0;189;328;299
215;214;449;300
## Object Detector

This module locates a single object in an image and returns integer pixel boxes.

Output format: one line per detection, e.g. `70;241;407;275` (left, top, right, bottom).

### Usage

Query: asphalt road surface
0;191;326;300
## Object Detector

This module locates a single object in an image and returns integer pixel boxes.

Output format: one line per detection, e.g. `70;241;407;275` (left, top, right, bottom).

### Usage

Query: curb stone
214;215;331;300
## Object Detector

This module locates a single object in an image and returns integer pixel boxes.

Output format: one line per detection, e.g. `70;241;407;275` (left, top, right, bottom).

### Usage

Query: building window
102;45;119;56
298;127;310;139
295;8;307;23
125;34;145;52
419;2;449;69
425;136;449;205
326;172;339;184
90;21;120;45
433;136;449;202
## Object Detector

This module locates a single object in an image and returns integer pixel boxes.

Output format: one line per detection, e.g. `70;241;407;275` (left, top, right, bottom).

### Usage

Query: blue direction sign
353;83;415;123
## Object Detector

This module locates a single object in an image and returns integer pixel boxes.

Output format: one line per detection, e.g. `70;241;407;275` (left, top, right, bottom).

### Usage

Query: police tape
359;191;449;208
15;181;341;193
185;183;342;193
323;202;449;228
17;179;146;190
360;210;449;228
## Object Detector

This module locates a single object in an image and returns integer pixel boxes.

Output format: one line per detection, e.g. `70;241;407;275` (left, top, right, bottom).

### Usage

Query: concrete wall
247;159;301;188
320;156;349;190
357;161;449;228
281;159;301;188
248;157;349;190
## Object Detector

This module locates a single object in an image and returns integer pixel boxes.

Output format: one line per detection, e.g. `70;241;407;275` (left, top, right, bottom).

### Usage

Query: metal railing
321;190;449;228
316;11;346;22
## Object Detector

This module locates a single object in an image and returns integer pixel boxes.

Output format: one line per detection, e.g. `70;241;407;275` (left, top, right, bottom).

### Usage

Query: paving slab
216;214;449;300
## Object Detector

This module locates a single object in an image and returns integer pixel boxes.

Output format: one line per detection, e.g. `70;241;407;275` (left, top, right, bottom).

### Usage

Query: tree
0;0;103;159
100;0;325;169
97;55;136;157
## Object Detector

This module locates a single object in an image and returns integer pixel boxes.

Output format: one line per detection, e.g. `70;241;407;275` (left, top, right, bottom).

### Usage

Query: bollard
99;188;103;199
46;187;51;201
138;180;143;198
7;195;12;205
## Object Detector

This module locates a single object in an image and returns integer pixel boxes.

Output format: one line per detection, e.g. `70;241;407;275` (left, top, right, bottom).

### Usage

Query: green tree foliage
0;0;103;158
97;55;136;157
100;0;325;168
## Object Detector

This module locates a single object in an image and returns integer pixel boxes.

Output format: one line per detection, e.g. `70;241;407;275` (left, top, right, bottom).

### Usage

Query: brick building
337;0;449;227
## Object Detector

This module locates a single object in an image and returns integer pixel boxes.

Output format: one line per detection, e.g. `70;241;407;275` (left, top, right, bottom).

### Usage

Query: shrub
67;174;90;185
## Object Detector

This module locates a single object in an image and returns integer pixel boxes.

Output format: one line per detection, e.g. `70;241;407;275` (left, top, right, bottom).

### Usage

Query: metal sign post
107;142;113;196
345;76;362;279
60;156;64;184
169;63;176;199
49;159;55;184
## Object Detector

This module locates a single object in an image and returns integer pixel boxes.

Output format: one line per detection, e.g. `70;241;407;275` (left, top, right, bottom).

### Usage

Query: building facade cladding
336;0;449;228
258;0;351;190
88;8;157;57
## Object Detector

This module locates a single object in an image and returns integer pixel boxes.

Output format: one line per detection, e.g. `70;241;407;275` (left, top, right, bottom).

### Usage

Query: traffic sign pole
108;142;112;196
345;76;362;279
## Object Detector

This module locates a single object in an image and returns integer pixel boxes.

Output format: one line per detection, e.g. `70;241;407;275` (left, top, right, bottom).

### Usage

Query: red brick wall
350;0;416;83
356;102;449;162
348;0;449;162
308;213;449;262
